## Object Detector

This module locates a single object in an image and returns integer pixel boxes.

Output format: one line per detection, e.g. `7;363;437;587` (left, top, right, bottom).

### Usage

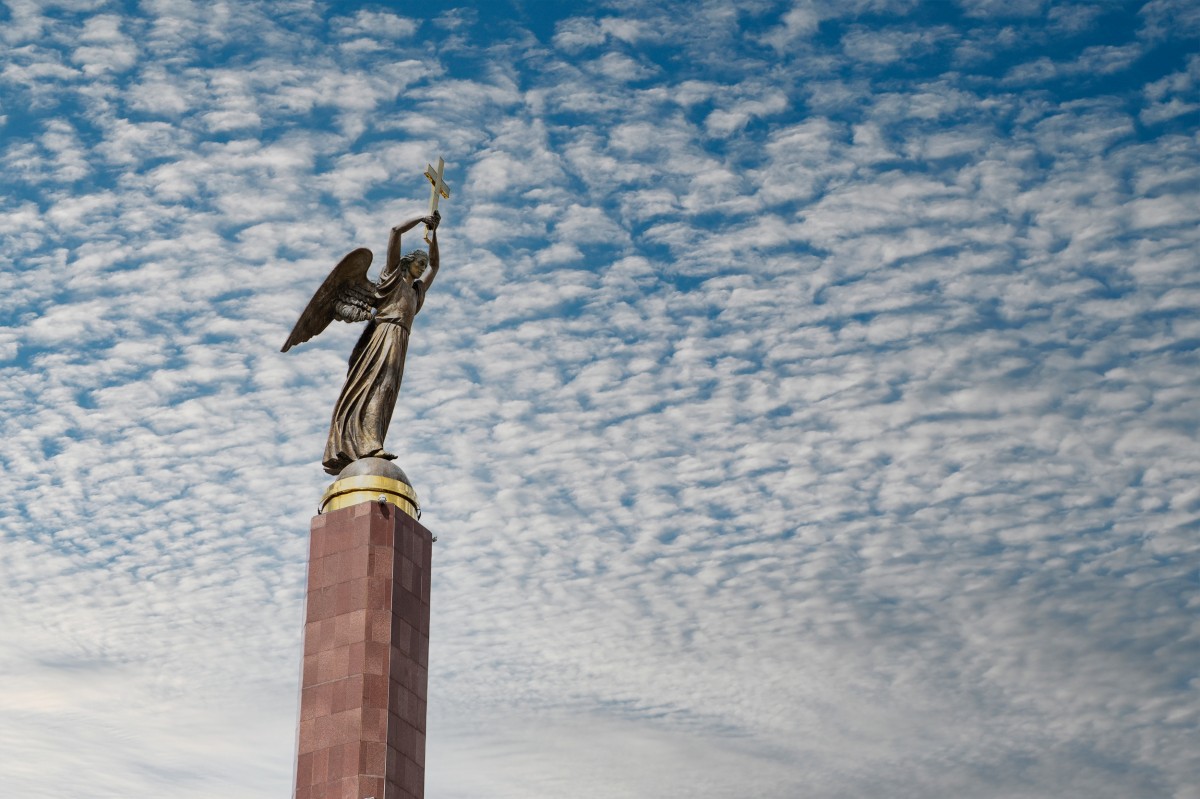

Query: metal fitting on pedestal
318;457;421;519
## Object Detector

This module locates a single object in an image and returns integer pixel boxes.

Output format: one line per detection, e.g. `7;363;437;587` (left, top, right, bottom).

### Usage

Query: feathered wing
281;248;376;352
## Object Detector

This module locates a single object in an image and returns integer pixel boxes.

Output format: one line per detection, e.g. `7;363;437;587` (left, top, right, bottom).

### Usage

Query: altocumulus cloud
1;1;1198;797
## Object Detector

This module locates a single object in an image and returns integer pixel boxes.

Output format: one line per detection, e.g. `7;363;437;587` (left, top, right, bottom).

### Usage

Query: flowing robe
322;270;427;474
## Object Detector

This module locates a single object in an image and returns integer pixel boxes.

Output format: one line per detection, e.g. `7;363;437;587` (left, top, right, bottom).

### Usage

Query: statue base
320;457;421;519
293;498;434;799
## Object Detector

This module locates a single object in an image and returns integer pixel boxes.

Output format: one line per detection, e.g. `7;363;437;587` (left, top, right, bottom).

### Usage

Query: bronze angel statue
282;211;441;475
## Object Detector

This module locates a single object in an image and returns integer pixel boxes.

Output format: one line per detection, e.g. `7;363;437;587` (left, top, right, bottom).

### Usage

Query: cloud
841;25;951;65
552;15;653;53
1003;43;1144;84
70;13;139;75
1138;0;1200;40
1140;53;1200;124
331;9;420;41
957;0;1047;18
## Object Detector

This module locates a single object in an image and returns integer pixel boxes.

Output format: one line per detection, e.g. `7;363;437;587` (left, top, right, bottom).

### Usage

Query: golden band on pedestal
319;474;421;518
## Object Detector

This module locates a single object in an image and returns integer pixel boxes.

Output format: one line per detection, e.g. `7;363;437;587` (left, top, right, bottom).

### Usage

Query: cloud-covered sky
2;0;1198;796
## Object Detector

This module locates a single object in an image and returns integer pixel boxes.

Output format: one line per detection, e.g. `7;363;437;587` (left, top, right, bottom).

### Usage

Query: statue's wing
281;248;376;352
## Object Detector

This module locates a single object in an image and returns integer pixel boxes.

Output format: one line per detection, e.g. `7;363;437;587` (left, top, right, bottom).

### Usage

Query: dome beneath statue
337;457;413;487
321;457;420;518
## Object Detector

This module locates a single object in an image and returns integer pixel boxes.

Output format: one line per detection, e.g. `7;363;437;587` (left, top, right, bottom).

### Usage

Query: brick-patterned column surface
294;500;433;799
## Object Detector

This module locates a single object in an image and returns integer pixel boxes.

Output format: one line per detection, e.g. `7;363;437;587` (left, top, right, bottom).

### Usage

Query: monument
284;160;451;799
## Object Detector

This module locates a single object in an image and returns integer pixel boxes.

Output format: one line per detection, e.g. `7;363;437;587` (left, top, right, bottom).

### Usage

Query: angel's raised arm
385;216;428;273
421;222;440;291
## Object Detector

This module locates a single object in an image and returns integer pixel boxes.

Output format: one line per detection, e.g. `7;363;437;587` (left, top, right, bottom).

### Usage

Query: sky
1;0;1198;797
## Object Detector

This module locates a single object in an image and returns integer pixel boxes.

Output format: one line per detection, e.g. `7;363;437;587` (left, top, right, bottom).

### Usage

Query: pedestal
294;498;433;799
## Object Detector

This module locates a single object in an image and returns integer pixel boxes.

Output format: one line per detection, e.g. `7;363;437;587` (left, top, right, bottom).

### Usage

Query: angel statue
282;210;441;475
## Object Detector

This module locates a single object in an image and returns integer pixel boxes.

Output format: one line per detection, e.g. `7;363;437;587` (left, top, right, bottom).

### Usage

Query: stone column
294;460;432;799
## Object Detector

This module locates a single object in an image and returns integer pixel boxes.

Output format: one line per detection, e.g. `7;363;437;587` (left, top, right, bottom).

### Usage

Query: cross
423;157;451;244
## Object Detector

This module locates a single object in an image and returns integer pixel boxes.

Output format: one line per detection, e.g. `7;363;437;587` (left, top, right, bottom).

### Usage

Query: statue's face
407;255;427;279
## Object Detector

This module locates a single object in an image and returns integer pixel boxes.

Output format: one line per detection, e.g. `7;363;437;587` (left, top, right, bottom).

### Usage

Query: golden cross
423;157;451;243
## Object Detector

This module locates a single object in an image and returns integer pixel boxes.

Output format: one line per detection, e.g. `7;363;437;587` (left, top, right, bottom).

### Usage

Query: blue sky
1;0;1198;797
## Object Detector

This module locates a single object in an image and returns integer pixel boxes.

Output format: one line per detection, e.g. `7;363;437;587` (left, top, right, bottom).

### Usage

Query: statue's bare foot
323;456;351;475
368;449;398;461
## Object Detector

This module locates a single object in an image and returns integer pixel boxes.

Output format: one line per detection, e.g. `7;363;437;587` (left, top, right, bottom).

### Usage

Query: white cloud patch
553;15;652;53
586;51;659;82
1141;53;1200;125
1004;42;1144;84
957;0;1046;18
70;13;138;75
553;17;611;52
841;25;949;65
332;8;419;39
704;85;789;136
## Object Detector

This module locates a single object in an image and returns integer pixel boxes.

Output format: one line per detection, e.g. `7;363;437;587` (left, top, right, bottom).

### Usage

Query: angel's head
401;249;429;280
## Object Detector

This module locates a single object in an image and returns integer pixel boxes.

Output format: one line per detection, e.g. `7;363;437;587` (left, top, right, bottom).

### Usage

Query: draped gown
322;266;427;475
